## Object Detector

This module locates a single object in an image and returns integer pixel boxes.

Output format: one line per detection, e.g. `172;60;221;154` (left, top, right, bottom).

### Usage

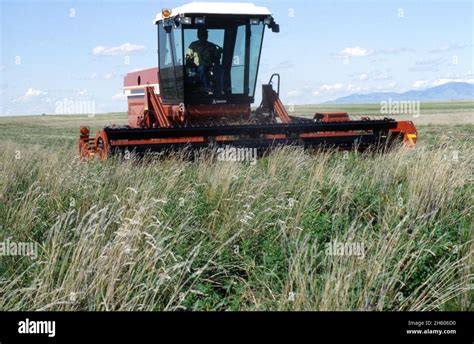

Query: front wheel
95;131;110;160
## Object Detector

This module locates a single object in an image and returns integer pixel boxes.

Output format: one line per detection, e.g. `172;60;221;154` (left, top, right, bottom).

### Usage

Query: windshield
182;19;265;100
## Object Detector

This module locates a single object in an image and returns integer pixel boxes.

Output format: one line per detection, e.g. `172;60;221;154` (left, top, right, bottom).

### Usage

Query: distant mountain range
325;82;474;104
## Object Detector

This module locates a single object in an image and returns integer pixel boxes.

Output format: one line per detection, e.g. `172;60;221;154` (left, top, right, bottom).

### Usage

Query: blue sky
0;0;473;115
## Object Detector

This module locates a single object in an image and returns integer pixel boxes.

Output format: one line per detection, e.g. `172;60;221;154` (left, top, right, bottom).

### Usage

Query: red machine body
123;67;252;128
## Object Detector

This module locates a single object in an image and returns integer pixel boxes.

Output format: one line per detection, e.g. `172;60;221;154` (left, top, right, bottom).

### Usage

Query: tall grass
0;141;472;311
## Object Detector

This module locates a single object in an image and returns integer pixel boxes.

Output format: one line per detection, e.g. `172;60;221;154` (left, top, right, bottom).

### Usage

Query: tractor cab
154;3;279;106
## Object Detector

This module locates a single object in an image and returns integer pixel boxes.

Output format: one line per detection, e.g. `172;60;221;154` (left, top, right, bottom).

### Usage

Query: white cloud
375;82;397;91
25;88;46;97
412;78;474;89
15;88;47;102
311;83;345;96
346;84;362;92
321;82;398;96
429;43;468;53
92;43;146;56
319;83;344;92
313;82;364;96
376;47;414;55
351;71;391;82
412;80;430;89
289;80;402;102
337;46;372;58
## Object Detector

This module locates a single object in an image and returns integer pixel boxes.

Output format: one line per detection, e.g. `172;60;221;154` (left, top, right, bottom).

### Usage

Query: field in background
0;103;472;311
295;101;474;126
0;101;472;147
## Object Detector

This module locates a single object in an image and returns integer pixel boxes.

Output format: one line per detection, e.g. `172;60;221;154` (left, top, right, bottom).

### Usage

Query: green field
0;104;472;311
289;101;474;116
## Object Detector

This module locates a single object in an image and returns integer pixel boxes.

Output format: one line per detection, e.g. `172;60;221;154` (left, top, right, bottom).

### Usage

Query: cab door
157;20;184;104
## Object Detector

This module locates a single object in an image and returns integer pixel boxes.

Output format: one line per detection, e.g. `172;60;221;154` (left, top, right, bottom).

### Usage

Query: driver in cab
186;28;224;95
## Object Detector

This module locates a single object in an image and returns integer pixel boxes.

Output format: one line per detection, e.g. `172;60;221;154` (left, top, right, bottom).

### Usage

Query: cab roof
154;2;272;23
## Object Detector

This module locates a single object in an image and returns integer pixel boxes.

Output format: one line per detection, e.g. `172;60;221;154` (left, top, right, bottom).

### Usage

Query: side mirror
267;18;280;33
